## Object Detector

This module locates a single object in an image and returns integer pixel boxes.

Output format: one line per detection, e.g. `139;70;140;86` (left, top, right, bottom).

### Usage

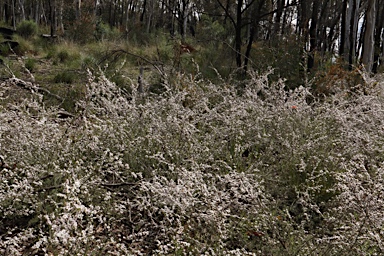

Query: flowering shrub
1;68;384;255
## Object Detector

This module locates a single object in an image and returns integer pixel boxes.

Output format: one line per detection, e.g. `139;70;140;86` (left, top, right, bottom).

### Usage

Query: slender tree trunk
307;0;319;71
244;23;255;72
77;0;81;19
182;0;189;39
140;0;146;22
244;0;265;72
49;0;56;37
235;0;243;67
3;1;9;24
57;0;64;34
274;0;284;35
362;0;376;73
297;0;309;38
146;0;153;33
372;1;384;73
18;0;25;20
112;0;118;27
11;0;15;30
34;0;39;23
223;0;230;24
348;0;360;69
340;0;348;57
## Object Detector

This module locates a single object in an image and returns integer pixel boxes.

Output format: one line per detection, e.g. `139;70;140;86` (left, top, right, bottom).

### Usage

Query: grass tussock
1;68;384;255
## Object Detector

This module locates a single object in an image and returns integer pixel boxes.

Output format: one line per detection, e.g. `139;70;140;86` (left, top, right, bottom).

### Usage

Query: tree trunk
348;0;360;70
372;1;384;73
140;0;146;22
34;0;39;23
362;0;376;73
244;23;256;72
77;0;81;19
11;0;16;30
244;0;265;72
340;0;348;57
57;0;64;34
49;0;56;37
18;0;26;20
235;0;243;67
307;0;319;71
182;0;189;39
274;0;284;35
146;0;154;33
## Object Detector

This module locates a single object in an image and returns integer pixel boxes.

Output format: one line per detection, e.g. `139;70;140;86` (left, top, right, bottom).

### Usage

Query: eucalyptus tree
343;0;361;69
361;0;377;73
372;0;384;72
49;0;56;36
214;0;261;68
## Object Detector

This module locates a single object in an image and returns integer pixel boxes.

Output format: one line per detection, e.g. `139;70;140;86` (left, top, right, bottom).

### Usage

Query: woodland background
0;0;383;79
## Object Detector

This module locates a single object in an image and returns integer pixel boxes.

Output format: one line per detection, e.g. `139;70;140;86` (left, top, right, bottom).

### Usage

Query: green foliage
57;49;70;63
81;55;97;69
16;20;38;39
25;58;36;72
47;45;82;67
94;20;109;41
65;18;95;44
45;48;56;59
249;36;304;88
195;42;234;80
62;84;86;112
0;42;11;56
94;21;120;41
199;14;229;40
53;71;75;84
15;36;34;54
110;73;127;88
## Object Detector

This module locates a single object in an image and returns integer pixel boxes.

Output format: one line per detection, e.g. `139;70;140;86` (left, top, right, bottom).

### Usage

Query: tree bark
372;0;384;73
362;0;376;73
346;0;360;70
18;0;26;20
49;0;56;37
235;0;243;67
307;0;319;71
11;0;16;30
274;0;284;35
340;0;348;57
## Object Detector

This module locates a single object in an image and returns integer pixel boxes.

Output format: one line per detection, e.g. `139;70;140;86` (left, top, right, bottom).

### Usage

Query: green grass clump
25;58;37;71
16;20;38;39
53;71;75;84
57;49;70;63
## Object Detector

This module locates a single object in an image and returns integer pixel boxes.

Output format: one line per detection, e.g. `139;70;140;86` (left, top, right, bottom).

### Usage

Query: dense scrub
1;69;384;255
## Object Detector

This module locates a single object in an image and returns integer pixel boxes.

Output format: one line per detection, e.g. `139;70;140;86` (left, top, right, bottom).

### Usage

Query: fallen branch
98;49;167;79
100;182;138;187
7;77;63;101
35;185;63;192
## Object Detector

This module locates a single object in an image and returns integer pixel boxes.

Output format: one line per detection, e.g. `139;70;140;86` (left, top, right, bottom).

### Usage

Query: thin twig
99;49;167;79
7;77;63;101
100;182;138;187
35;185;62;192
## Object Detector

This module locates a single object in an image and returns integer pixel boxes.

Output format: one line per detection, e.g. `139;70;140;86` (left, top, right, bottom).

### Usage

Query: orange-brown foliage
313;63;365;96
179;43;196;54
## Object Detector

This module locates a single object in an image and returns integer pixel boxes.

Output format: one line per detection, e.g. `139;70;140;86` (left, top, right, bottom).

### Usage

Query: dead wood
6;77;63;101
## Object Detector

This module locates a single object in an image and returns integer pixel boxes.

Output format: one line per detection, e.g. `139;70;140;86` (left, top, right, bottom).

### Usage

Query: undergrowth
1;68;384;255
